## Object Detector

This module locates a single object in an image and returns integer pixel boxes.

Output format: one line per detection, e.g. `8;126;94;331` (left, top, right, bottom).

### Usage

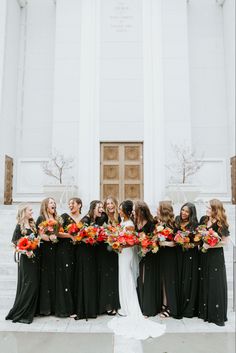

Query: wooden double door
100;143;143;203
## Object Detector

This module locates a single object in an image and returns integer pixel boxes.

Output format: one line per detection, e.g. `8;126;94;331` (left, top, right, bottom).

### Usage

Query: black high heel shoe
74;315;88;321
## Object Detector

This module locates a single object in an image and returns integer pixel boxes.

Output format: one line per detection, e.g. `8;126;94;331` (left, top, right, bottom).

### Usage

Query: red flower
18;237;31;251
207;237;219;247
67;223;79;235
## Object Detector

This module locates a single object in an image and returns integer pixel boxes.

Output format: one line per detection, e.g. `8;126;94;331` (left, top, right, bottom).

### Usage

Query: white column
162;0;192;143
52;0;81;159
78;0;100;207
52;0;100;207
0;0;7;202
142;0;165;206
0;0;7;112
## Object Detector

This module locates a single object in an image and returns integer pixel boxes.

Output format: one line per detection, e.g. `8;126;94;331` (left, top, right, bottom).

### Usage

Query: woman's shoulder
12;224;22;244
60;213;72;226
36;215;44;226
81;215;91;225
142;220;155;233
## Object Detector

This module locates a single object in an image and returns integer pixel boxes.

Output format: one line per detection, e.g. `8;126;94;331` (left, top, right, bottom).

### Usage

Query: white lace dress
108;219;166;340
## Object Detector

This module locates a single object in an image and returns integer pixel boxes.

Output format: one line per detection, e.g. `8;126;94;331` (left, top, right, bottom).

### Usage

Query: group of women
6;196;230;333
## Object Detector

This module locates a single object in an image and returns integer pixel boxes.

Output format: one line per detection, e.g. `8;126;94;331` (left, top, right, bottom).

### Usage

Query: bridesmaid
157;201;180;319
36;197;58;316
175;202;199;318
97;196;120;315
135;201;161;316
55;197;82;317
6;204;40;324
198;199;229;326
74;200;103;320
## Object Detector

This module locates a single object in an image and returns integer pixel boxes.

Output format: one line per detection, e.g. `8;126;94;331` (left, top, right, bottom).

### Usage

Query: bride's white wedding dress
108;219;166;340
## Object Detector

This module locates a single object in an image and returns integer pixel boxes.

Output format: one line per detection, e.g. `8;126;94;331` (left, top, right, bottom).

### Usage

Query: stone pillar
142;0;165;206
0;0;7;202
143;0;193;206
52;0;100;207
77;0;100;206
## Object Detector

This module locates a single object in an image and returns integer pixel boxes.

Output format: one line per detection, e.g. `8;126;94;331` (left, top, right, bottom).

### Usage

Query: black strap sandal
160;305;171;318
106;310;117;316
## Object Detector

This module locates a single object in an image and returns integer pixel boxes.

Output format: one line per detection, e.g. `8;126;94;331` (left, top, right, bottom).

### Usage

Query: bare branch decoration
166;144;204;184
42;153;73;184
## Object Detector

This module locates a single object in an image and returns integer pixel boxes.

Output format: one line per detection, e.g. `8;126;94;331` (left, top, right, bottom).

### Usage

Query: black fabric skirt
198;248;227;326
6;252;40;324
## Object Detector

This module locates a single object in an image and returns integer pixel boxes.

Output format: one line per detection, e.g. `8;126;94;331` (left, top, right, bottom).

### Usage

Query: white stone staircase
0;203;235;313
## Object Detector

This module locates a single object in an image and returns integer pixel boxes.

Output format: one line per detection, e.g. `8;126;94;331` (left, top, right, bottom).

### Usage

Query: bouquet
138;232;159;257
38;219;61;243
174;230;195;250
106;225;139;253
193;225;208;243
66;222;84;240
96;226;107;243
153;225;174;242
196;225;221;252
16;233;40;258
73;225;99;245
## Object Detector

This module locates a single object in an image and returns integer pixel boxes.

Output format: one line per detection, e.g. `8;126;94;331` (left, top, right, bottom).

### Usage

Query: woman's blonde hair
104;196;119;225
16;203;36;234
210;199;229;228
39;197;57;220
158;201;175;228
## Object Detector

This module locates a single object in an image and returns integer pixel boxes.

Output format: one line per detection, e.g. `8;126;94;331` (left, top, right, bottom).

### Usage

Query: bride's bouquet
106;225;139;253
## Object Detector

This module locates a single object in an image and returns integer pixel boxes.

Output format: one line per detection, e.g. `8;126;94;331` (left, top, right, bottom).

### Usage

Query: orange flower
112;242;120;250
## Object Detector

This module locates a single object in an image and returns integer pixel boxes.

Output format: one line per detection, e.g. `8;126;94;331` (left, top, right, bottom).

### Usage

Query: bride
108;200;165;340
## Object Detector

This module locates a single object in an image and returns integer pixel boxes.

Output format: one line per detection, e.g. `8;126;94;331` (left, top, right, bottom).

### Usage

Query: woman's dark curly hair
175;202;198;232
119;200;133;218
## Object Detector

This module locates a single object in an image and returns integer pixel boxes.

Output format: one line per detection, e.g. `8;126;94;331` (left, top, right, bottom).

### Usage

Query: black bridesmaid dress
175;217;199;318
137;221;161;316
96;213;120;314
36;216;57;315
73;215;98;320
6;225;40;324
159;223;180;318
55;213;75;317
198;216;229;326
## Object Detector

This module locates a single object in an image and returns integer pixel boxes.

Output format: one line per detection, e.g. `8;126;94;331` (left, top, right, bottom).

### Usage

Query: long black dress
159;223;180;319
96;213;120;314
73;215;98;320
36;216;57;315
137;221;161;316
6;225;40;324
55;213;75;317
175;218;199;318
198;216;229;326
